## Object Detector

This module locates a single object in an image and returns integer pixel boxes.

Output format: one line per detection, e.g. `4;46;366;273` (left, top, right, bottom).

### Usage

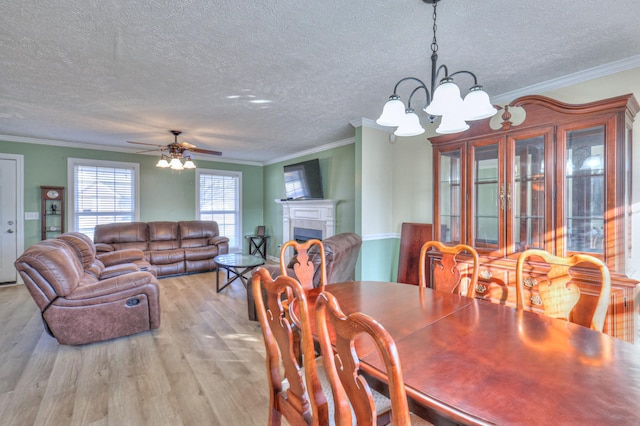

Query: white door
0;158;18;283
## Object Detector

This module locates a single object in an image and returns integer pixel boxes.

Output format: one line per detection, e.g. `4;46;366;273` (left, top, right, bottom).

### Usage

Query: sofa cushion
148;222;180;251
148;248;185;265
184;245;219;261
179;220;221;248
94;222;149;251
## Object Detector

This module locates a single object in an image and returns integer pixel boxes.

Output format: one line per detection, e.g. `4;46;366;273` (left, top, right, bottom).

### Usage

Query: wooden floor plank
0;271;271;426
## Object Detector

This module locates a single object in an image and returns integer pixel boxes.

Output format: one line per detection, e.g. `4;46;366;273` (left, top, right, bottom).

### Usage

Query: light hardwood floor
0;271;272;426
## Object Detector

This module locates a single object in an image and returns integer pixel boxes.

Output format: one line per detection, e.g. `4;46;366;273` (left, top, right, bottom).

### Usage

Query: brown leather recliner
56;232;157;278
247;232;362;320
14;239;161;345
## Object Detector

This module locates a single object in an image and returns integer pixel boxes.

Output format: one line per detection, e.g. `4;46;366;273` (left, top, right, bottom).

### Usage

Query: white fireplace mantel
275;199;336;242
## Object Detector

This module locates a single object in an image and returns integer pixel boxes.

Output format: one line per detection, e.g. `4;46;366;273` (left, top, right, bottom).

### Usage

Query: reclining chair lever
126;298;141;307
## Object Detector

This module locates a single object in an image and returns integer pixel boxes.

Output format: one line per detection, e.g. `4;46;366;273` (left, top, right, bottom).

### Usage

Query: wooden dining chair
315;291;431;426
280;239;328;364
418;241;480;298
280;238;328;291
251;267;329;426
515;249;611;332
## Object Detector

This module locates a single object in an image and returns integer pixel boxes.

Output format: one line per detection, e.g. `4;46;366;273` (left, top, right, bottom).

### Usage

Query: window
197;169;242;251
68;158;139;240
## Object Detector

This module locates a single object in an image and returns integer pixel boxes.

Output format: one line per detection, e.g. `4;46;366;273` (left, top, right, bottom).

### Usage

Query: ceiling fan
128;130;222;170
128;130;222;157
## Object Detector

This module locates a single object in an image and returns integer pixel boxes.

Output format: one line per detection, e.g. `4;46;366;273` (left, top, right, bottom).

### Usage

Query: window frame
196;168;243;252
67;157;140;238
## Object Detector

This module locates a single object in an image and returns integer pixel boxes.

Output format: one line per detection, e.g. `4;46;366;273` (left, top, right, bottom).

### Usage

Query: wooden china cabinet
429;94;640;343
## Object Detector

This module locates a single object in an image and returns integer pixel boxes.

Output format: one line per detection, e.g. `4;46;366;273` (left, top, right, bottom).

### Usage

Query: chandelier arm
407;84;431;110
392;77;429;96
447;70;480;86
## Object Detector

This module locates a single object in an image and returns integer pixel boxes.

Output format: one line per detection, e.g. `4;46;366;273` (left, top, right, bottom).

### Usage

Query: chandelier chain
431;1;438;54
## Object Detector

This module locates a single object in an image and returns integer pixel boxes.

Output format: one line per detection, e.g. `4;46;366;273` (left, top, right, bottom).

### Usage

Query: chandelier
376;0;497;136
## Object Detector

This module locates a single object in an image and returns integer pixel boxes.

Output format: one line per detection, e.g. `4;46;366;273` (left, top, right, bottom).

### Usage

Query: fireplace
293;227;323;242
275;199;336;243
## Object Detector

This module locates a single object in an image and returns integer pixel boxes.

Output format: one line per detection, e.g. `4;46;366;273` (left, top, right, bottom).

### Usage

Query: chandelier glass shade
376;0;497;137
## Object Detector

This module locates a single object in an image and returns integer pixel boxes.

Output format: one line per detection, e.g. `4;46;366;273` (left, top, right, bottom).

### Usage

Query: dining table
305;281;640;425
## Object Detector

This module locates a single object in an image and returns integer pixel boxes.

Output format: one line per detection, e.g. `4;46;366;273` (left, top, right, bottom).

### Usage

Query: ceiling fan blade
127;140;164;147
134;148;165;154
178;141;197;150
191;147;223;156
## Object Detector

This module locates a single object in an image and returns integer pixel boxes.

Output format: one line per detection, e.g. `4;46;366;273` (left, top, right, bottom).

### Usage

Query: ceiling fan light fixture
183;157;196;169
130;129;222;171
169;157;183;170
156;155;170;168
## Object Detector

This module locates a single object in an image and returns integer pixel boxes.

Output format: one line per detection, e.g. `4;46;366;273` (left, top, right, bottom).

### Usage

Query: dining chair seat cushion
301;359;431;425
282;356;393;424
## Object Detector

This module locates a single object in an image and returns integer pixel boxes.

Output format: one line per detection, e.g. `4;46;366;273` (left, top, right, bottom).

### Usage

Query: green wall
262;143;356;258
0;140;264;250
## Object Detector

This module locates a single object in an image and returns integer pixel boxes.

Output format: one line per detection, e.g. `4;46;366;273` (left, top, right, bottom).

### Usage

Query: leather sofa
93;221;230;277
14;238;160;345
247;232;362;320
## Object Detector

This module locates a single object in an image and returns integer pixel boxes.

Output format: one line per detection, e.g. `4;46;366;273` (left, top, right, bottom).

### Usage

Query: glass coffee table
214;253;265;293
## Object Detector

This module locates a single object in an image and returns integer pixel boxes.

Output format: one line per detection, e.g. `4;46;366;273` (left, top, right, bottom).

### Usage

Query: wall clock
46;189;60;199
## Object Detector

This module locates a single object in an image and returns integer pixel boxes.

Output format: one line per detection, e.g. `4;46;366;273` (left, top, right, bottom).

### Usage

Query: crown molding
350;117;394;131
491;54;640;105
263;136;355;165
0;134;263;167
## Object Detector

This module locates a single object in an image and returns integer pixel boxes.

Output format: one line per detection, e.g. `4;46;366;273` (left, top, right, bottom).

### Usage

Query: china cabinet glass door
470;139;503;255
435;146;464;245
563;125;606;256
508;129;553;254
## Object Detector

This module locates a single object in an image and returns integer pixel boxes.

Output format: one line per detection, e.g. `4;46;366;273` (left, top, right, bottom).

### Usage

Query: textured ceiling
1;0;640;164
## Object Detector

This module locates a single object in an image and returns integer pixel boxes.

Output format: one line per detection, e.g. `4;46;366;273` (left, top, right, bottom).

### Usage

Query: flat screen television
283;159;324;200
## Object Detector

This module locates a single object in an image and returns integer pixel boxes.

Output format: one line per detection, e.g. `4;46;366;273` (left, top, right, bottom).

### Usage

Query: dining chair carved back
515;249;611;332
280;239;327;292
418;241;480;298
315;291;430;426
280;239;328;364
251;267;329;426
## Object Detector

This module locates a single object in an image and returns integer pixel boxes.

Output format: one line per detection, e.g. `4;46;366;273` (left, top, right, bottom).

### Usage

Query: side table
245;235;269;260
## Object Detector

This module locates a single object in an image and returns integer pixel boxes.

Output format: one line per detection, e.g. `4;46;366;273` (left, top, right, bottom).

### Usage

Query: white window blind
197;169;242;251
68;158;139;240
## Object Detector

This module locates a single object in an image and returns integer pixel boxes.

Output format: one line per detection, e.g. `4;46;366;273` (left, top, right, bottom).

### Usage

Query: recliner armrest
95;243;114;253
97;248;146;266
99;263;140;279
208;236;230;245
67;271;157;300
